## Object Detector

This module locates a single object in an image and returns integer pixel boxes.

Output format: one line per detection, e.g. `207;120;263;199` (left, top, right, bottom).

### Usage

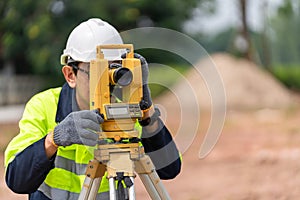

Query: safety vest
5;87;141;199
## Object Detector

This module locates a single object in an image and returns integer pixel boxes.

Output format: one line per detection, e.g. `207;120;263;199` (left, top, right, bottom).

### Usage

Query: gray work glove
122;53;152;110
53;110;104;147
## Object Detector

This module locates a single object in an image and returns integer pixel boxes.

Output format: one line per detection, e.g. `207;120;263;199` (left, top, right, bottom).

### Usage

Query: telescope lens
114;68;133;86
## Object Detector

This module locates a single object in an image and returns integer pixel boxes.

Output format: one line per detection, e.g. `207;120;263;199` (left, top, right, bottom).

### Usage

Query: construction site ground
1;53;300;199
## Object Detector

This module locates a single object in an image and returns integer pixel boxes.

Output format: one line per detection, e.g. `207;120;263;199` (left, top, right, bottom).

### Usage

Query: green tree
269;0;300;65
266;0;300;91
0;0;214;78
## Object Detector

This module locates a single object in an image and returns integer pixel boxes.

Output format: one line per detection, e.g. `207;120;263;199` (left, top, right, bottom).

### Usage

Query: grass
271;64;300;91
148;64;191;97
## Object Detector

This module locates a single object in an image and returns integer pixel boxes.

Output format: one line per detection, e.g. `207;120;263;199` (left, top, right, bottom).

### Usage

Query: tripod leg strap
116;172;134;200
116;172;126;200
124;177;133;188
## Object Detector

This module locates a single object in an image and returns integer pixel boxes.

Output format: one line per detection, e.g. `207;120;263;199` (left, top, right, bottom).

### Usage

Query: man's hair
67;57;79;76
68;62;79;76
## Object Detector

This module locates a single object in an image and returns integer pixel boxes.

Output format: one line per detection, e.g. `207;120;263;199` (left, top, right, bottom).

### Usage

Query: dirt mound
150;53;300;199
209;53;294;109
156;53;295;111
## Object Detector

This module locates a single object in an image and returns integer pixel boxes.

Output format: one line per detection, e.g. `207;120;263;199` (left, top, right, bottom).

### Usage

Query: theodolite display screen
104;104;142;120
108;106;128;116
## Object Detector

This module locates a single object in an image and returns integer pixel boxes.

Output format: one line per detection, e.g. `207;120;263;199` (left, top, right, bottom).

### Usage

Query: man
4;18;181;200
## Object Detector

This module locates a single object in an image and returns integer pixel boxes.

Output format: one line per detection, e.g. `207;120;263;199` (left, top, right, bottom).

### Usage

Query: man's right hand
53;110;104;147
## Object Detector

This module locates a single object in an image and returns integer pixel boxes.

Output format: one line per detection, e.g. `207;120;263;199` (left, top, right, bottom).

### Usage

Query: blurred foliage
269;0;300;65
267;0;300;90
194;28;236;53
0;0;214;87
3;0;300;93
272;64;300;91
135;48;192;68
192;0;300;92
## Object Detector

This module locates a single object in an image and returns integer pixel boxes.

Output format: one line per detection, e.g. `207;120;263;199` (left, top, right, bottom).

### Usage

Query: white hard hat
61;18;124;65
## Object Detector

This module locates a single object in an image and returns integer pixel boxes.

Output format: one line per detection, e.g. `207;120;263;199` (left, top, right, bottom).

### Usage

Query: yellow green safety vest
5;87;141;199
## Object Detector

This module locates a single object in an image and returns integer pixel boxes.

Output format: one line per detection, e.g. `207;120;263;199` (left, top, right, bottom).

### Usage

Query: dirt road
135;107;300;199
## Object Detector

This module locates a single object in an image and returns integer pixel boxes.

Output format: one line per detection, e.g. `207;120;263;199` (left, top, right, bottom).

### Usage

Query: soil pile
156;53;295;111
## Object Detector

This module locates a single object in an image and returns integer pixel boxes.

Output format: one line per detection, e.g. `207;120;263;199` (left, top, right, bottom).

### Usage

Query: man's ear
62;65;76;88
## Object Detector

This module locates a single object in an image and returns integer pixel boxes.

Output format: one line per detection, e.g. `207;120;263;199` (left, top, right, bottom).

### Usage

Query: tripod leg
138;173;171;200
79;176;102;200
135;155;171;200
78;160;106;200
79;176;92;200
89;177;102;199
109;177;117;200
128;177;135;200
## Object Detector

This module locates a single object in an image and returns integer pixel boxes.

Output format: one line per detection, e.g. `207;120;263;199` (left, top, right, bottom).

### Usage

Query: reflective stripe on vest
39;182;110;200
54;155;87;175
41;154;110;194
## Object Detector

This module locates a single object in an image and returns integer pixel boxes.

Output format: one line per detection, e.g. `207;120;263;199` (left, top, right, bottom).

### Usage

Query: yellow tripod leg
135;155;171;200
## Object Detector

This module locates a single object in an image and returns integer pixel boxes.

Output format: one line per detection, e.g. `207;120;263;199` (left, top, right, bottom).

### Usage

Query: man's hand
53;110;103;147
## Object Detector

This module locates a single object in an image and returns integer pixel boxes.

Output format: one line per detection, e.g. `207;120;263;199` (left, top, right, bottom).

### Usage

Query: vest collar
55;83;80;123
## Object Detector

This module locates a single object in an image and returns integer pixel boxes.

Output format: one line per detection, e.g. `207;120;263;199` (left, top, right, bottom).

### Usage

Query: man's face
75;62;90;110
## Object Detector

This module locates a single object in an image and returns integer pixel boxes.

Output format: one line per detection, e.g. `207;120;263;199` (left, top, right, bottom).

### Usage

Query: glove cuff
53;125;66;147
50;131;59;148
139;106;160;127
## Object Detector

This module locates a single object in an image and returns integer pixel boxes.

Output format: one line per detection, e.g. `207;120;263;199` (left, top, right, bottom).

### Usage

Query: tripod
78;128;171;200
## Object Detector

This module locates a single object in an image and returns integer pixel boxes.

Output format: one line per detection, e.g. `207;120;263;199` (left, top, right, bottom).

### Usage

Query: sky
184;0;284;35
